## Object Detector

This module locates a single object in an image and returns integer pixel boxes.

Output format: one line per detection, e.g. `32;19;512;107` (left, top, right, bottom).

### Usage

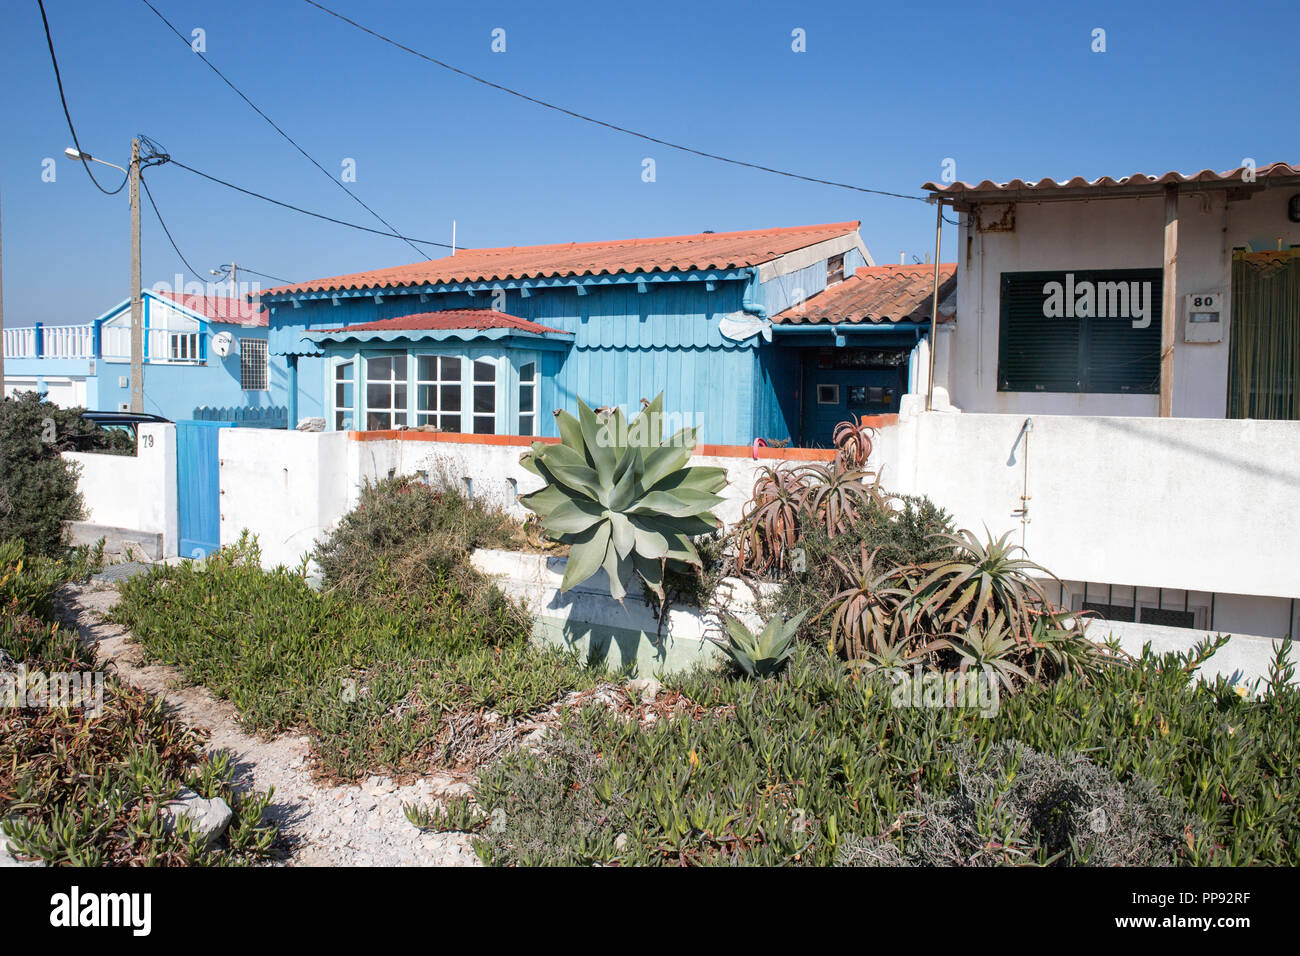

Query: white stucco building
905;162;1300;644
923;161;1300;420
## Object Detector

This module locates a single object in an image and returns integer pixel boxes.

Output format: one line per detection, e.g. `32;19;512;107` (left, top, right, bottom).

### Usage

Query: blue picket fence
193;405;287;429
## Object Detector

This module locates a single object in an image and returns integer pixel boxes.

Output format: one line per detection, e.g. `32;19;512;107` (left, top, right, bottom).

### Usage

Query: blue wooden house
258;222;956;447
2;289;289;425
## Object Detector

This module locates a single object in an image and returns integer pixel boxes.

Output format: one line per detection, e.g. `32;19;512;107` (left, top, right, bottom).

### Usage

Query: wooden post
925;200;943;411
130;138;144;413
1160;184;1179;417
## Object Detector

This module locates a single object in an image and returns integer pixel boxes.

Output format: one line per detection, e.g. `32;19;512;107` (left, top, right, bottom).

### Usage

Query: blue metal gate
176;420;236;559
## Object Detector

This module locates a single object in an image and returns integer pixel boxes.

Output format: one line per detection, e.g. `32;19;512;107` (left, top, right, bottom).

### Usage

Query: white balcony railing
3;324;96;360
101;327;206;364
42;324;96;359
3;322;206;364
2;327;37;358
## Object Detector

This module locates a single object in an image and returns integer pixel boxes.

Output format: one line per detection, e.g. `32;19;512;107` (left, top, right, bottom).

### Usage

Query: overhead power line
301;0;929;203
167;158;457;248
139;170;206;282
37;0;127;196
137;0;439;257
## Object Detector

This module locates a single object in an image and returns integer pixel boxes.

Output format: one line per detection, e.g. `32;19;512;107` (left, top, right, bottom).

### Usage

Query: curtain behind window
1229;250;1300;420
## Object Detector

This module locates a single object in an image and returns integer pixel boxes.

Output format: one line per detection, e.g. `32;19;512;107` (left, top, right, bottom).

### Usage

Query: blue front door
799;348;908;447
176;420;235;558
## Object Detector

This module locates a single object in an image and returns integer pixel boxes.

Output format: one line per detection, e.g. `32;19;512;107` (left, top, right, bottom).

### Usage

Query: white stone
162;788;233;847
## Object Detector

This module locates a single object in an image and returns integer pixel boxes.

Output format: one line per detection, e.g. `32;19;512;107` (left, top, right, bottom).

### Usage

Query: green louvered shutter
998;273;1080;392
998;269;1162;394
1080;269;1162;393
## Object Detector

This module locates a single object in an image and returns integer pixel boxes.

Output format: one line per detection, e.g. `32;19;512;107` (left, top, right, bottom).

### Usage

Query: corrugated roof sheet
156;290;268;326
922;161;1300;196
261;221;861;297
772;264;956;325
320;309;565;335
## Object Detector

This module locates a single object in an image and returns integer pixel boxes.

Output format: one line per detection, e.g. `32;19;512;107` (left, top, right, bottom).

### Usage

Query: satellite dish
211;331;234;357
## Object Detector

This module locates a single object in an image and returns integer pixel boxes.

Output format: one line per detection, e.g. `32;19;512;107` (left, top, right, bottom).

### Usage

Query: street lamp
68;141;143;412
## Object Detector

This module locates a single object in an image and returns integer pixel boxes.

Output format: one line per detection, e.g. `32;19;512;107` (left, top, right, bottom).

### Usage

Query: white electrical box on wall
1184;291;1224;343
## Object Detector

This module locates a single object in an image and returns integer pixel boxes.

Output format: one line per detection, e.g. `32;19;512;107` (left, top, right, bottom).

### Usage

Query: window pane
441;356;461;379
368;356;392;379
418;384;437;411
394;384;407;408
520;362;536;381
394;412;407;426
392;354;407;378
417;356;437;380
441;385;461;411
474;360;495;382
473;416;494;434
519;416;534;437
335;361;353;381
366;411;390;430
440;415;461;432
474;384;495;414
367;383;390;407
519;384;534;413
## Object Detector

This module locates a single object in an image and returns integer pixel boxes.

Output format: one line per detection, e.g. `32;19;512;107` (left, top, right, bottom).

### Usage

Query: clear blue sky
2;0;1296;325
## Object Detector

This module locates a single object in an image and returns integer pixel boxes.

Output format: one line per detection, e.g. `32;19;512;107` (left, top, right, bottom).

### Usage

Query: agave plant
832;418;875;468
950;613;1032;696
912;528;1054;644
718;609;808;677
797;458;888;538
519;394;727;601
733;464;806;575
1027;607;1115;681
821;546;915;660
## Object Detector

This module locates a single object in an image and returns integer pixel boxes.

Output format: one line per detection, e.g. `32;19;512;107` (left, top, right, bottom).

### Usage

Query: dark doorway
799;347;908;447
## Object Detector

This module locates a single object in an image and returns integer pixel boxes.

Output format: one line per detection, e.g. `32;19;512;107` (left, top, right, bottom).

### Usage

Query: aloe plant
719;609;808;677
519;394;727;601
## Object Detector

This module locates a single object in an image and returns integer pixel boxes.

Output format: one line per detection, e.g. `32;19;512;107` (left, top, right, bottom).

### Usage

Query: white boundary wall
64;422;177;555
875;410;1300;601
219;430;777;569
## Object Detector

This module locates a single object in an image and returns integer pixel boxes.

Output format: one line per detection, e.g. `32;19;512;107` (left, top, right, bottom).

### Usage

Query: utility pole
129;138;143;413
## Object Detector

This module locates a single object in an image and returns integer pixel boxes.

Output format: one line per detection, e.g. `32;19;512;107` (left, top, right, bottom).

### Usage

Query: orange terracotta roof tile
320;309;565;335
772;264;956;325
262;221;861;296
156;290;268;326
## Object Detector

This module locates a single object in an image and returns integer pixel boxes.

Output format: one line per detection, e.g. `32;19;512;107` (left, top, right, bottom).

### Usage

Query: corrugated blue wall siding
272;277;779;444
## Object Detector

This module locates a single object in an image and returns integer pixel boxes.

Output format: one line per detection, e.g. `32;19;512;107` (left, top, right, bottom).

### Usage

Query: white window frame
515;355;539;437
414;354;465;432
331;355;357;430
362;352;409;430
469;356;501;435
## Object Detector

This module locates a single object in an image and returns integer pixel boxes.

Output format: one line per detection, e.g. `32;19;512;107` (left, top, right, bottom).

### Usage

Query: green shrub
836;741;1192;866
115;532;600;781
0;393;87;557
313;475;524;601
470;638;1300;866
1;538;276;866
